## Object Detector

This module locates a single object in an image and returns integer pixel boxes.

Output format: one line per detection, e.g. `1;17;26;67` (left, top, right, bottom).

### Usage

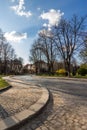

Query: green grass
73;75;87;79
0;77;9;89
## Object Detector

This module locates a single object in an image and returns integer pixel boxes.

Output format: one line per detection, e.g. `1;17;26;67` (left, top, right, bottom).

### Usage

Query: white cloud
4;31;27;43
38;29;53;38
10;0;32;17
43;23;48;27
40;9;64;30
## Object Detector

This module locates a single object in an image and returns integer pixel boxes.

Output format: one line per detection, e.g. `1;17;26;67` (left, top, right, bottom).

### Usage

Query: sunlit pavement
14;75;87;130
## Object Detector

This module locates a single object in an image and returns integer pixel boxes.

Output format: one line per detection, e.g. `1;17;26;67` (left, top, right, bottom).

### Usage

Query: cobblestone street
0;80;42;120
16;76;87;130
18;90;87;130
1;76;87;130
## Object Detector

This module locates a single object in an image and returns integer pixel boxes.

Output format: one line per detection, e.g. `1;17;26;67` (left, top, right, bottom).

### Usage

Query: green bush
56;69;66;76
77;64;87;76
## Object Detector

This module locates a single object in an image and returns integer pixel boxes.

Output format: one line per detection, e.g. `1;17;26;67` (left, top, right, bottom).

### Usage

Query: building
23;64;36;74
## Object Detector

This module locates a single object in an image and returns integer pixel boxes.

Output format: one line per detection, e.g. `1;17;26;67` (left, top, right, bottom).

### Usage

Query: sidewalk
0;77;49;130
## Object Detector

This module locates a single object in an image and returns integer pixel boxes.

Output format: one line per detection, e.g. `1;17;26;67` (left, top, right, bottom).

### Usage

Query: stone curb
0;86;12;93
0;80;50;130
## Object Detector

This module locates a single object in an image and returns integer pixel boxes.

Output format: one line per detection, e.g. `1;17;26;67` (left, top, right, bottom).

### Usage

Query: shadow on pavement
0;104;17;130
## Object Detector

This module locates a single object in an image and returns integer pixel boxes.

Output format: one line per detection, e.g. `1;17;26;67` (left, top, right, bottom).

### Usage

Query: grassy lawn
0;77;9;89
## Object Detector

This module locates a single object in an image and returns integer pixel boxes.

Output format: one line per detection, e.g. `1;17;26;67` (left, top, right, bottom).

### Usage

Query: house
23;64;36;74
0;59;23;74
34;60;48;74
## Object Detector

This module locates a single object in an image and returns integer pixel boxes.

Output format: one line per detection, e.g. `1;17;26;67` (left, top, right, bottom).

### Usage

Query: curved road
13;75;87;130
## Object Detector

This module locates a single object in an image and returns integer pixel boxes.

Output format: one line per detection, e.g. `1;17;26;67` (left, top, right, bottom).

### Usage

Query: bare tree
53;15;87;76
29;40;42;63
2;43;14;74
9;48;16;73
29;40;44;73
12;58;23;74
38;30;57;74
0;30;22;74
0;29;6;61
80;35;87;63
0;29;4;74
29;30;57;74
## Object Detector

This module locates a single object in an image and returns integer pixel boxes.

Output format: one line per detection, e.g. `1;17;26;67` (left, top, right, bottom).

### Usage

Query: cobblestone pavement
0;81;42;120
16;75;87;130
18;90;87;130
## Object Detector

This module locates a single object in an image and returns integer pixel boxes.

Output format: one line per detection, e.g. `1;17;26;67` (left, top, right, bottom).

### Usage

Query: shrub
56;69;66;76
77;64;87;76
81;64;87;68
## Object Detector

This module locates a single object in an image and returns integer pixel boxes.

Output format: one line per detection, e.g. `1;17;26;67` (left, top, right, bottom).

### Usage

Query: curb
0;86;12;93
0;81;50;130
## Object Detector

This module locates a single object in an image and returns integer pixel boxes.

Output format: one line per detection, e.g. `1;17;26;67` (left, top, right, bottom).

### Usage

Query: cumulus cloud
43;23;48;27
38;29;53;38
40;9;64;30
10;0;32;17
4;31;27;43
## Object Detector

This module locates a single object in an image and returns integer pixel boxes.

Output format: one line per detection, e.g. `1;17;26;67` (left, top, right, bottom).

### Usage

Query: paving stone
18;91;87;130
0;81;42;120
3;76;87;130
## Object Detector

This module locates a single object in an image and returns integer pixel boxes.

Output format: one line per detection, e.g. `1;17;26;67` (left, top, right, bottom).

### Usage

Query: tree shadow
0;104;17;130
0;104;9;120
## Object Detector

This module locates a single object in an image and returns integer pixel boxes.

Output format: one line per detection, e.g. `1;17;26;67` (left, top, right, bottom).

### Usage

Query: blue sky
0;0;87;64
